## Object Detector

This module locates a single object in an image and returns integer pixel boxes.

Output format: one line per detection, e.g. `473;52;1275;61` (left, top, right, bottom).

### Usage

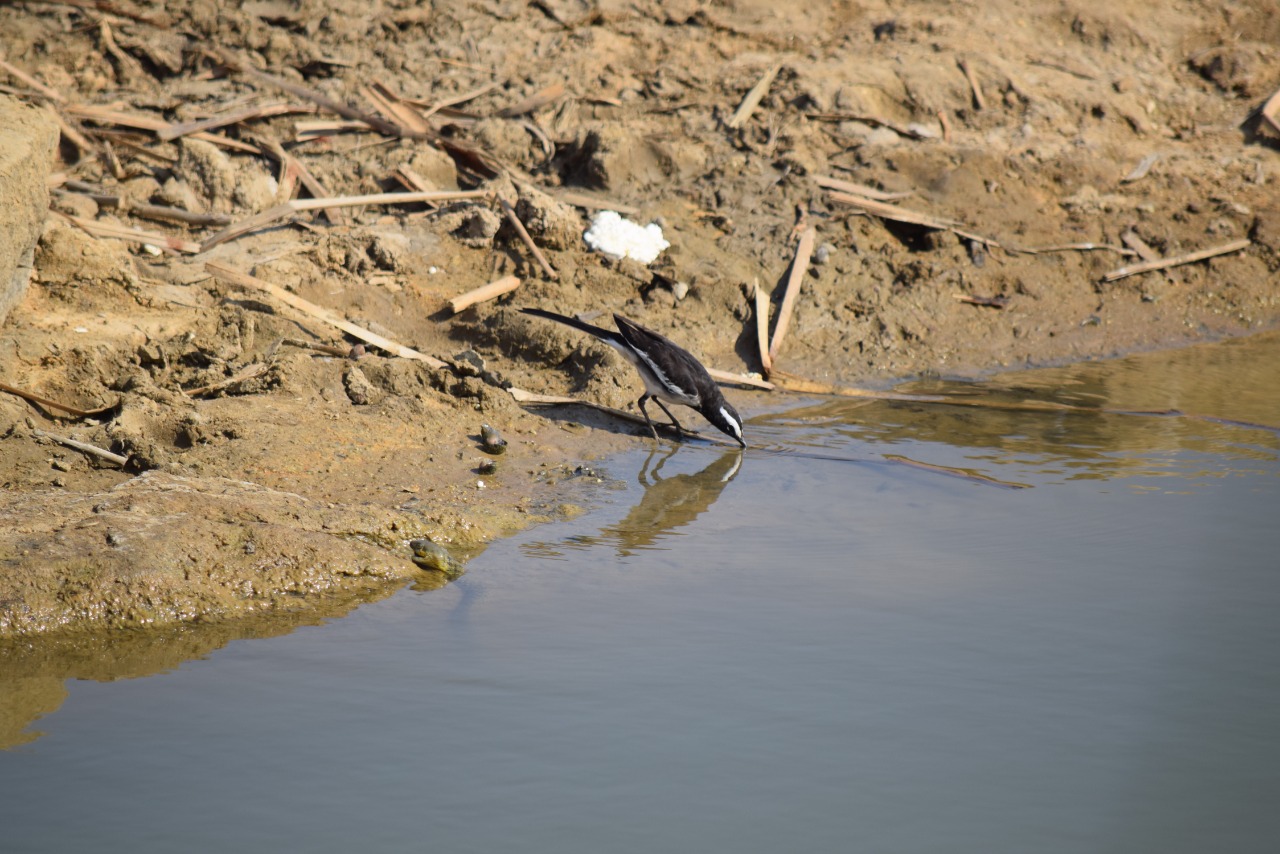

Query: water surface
3;332;1279;853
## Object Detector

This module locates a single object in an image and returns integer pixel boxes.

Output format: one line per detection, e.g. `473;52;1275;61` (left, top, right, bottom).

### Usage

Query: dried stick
1101;238;1251;282
448;275;522;314
958;57;986;110
204;261;448;368
728;61;782;129
826;190;960;229
209;48;417;139
753;278;772;374
56;210;202;253
496;83;566;118
1261;85;1280;135
0;53;64;101
157;103;303;141
814;174;913;202
183;362;271;397
768;227;816;364
201;190;487;250
63;104;260;152
32;429;129;466
0;381;115;417
364;83;434;135
498;197;558;280
706;367;773;390
290;190;489;211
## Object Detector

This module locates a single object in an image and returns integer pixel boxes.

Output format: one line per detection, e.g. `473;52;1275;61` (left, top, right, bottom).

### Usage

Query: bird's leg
652;398;685;433
637;394;662;440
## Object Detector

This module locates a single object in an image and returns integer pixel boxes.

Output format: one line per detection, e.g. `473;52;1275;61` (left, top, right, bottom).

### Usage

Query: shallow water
3;332;1280;854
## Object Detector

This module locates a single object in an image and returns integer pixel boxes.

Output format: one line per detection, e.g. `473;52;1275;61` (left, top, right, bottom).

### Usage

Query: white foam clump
582;210;670;264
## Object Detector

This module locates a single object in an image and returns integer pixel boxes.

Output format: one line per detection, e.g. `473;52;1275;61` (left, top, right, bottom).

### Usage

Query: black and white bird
521;307;746;448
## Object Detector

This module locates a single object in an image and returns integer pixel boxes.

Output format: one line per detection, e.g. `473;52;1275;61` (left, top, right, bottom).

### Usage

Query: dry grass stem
1102;238;1250;282
768;226;816;364
728;61;782;129
448;275;522;314
204;261;448;368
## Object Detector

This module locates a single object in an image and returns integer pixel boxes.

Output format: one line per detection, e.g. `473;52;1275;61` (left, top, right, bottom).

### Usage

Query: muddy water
3;332;1280;853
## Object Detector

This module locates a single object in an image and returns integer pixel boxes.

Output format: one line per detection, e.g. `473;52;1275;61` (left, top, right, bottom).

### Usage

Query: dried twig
805;112;933;140
752;278;772;374
63;104;260;152
814;174;913;202
768;226;816;364
496;83;566;117
32;429;129;466
1261;85;1280;135
448;275;522;314
209;48;417;139
1120;230;1160;262
1101;238;1250;282
498;197;558;280
56;210;202;253
364;82;434;135
203;261;448;368
827;190;960;230
0;381;115;417
201;190;488;251
957;57;986;110
728;61;782;129
157;103;304;141
183;362;271;397
953;293;1009;308
937;108;953;142
0;53;64;101
706;367;773;390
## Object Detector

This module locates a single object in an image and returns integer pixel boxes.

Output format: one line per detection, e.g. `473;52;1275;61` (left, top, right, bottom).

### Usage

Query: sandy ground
1;0;1277;636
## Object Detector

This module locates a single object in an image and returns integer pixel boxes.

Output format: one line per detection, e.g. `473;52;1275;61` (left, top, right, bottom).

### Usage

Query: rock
0;96;58;326
35;218;138;290
515;184;581;250
564;125;668;190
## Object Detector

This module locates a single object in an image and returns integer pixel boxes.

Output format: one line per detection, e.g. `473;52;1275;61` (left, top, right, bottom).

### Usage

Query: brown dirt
1;0;1278;636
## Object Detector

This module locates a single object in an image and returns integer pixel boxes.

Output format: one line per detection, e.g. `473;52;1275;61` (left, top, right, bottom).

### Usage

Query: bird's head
706;399;746;448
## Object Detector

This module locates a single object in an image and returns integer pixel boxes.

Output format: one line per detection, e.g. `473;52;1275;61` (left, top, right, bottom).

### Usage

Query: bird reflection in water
526;446;744;560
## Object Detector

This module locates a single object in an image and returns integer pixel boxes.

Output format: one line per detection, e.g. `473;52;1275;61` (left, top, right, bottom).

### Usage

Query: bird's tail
520;307;618;342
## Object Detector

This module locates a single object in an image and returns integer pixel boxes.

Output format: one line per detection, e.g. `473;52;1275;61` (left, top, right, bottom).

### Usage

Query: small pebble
480;423;507;455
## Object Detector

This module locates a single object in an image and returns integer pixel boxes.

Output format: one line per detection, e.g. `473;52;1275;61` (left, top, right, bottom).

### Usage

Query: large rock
0;96;58;326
